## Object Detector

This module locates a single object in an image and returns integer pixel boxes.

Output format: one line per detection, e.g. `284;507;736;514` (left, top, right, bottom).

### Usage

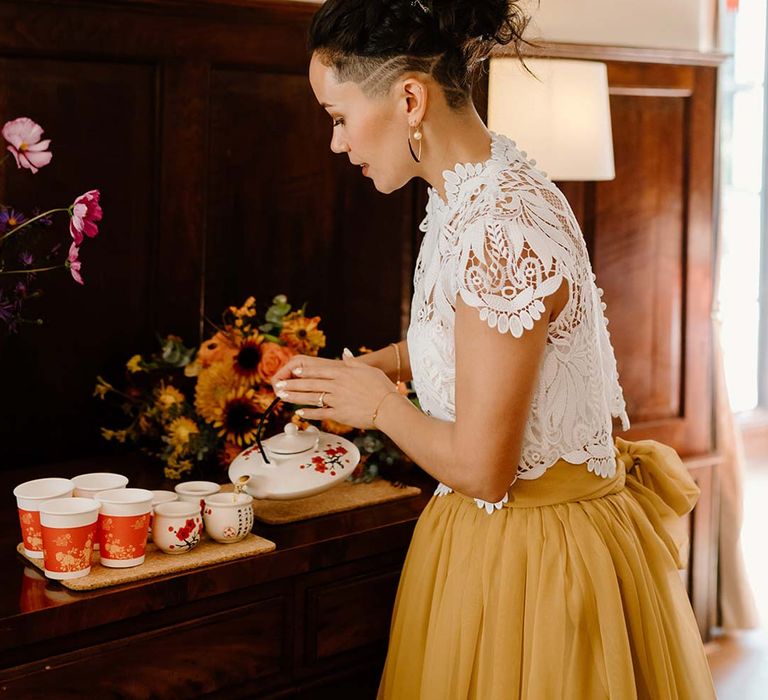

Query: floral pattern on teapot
299;443;351;477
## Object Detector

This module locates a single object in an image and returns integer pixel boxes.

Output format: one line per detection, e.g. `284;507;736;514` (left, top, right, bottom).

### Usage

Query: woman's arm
352;340;413;383
272;284;564;503
372;294;555;502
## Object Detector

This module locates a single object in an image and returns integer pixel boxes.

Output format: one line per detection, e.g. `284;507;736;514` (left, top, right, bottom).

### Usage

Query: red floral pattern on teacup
99;513;150;561
18;508;43;553
41;523;95;574
164;516;202;552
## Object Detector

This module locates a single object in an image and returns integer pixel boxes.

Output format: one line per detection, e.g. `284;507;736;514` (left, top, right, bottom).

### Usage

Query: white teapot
228;422;360;500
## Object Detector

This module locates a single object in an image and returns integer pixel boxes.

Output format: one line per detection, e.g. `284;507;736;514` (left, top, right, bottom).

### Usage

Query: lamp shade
487;57;616;181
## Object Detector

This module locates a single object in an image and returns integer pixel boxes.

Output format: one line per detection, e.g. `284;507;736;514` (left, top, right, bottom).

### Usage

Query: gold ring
317;392;327;408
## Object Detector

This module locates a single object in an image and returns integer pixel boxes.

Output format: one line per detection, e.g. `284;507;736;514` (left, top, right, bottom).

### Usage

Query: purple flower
47;242;62;260
30;207;53;226
0;289;16;325
14;281;28;299
19;251;33;266
0;208;26;234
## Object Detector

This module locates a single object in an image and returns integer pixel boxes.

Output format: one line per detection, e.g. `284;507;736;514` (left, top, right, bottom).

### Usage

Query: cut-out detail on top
408;132;630;514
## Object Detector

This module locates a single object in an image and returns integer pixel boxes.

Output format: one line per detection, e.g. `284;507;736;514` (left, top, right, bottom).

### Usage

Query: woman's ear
401;77;428;125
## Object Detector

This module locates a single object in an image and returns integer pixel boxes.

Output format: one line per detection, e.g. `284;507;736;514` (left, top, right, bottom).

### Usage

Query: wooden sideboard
0;455;436;698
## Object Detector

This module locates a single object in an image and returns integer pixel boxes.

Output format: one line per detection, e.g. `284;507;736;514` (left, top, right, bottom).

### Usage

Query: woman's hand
270;351;397;429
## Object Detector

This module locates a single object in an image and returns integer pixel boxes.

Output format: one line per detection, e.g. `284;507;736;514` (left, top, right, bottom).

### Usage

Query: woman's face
309;53;416;194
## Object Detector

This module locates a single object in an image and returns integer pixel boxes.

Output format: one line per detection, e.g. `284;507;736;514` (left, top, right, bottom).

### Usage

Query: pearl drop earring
409;123;423;163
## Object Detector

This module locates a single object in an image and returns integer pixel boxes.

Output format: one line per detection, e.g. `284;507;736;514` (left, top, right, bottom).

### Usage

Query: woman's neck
418;107;493;202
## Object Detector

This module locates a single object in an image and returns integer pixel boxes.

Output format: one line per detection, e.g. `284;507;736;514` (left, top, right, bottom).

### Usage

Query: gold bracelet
372;389;399;427
389;342;401;388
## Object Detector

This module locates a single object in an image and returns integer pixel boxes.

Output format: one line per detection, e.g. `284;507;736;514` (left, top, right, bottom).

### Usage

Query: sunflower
195;361;239;424
167;416;199;450
232;333;264;381
212;385;268;447
155;383;185;412
280;312;326;356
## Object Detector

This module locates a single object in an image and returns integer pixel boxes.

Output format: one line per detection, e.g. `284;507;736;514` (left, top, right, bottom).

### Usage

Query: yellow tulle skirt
377;437;717;699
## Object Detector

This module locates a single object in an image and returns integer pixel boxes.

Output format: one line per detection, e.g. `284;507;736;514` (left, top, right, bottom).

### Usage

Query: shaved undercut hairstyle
308;0;539;110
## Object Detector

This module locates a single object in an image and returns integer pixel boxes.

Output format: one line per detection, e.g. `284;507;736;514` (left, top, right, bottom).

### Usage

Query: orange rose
257;342;296;381
197;331;236;369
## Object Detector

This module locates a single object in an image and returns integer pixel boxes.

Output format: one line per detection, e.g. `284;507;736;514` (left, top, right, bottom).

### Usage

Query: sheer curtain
712;0;762;631
712;233;760;630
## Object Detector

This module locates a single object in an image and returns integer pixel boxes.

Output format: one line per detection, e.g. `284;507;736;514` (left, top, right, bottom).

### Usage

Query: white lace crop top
406;131;631;514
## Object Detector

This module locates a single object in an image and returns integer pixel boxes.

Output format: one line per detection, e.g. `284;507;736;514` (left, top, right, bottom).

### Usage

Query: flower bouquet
0;117;103;333
95;294;411;482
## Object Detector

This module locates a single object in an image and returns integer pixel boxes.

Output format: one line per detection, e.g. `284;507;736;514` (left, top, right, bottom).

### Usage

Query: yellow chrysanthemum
156;384;185;412
164;456;194;480
195;361;240;423
280;312;326;356
167;417;199;450
126;355;144;373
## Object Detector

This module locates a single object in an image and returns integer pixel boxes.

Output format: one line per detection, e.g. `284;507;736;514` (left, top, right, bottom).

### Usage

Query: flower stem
0;208;70;244
0;265;62;274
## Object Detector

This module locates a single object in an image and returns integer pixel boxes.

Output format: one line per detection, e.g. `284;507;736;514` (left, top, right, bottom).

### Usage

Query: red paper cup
13;477;75;559
72;472;129;551
95;488;153;568
38;497;100;580
148;490;178;543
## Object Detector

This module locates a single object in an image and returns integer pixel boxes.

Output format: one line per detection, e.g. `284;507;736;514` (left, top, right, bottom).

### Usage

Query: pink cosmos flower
69;190;102;245
2;117;53;174
66;243;84;285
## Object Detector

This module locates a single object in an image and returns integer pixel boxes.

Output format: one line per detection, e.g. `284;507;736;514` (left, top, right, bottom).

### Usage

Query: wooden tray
17;532;275;591
221;479;422;524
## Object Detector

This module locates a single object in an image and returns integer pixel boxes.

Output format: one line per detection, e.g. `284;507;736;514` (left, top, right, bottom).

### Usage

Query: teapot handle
255;396;282;465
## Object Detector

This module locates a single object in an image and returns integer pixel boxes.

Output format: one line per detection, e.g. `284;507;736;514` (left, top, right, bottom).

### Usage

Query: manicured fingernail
342;347;353;359
292;367;303;376
295;409;305;417
275;380;287;390
277;391;288;400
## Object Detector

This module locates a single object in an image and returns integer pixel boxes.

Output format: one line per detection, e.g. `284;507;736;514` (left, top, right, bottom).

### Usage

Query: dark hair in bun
308;0;539;109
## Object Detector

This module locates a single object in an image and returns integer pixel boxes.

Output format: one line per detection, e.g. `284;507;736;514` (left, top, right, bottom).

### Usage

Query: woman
270;0;718;697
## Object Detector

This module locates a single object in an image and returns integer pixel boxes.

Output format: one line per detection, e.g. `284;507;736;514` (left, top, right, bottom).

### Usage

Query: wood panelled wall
0;2;724;493
0;0;418;466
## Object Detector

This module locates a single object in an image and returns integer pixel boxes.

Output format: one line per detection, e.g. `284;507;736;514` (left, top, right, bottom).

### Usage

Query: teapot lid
264;423;319;455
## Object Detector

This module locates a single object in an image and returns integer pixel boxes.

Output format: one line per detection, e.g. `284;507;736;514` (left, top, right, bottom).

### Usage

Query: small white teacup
152;501;203;554
203;492;254;544
148;490;178;543
174;481;221;514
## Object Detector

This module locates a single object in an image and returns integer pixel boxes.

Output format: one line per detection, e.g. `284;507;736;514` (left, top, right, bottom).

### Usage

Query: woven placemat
221;479;422;524
16;532;275;591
